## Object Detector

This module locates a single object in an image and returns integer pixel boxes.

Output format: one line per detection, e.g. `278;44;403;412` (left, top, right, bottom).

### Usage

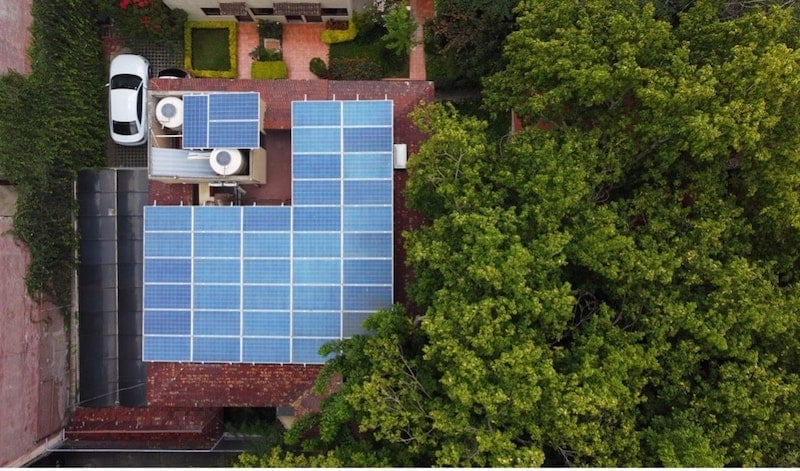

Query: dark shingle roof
273;2;321;16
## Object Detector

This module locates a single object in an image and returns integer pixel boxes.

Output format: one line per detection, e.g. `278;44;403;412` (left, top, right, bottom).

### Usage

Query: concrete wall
0;217;71;467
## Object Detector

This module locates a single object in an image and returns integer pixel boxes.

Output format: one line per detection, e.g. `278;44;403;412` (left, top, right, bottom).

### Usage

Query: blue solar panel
194;311;240;335
182;95;209;150
244;312;290;336
144;310;191;335
293;155;341;179
293;180;341;205
144;100;394;365
344;153;393;179
183;92;261;149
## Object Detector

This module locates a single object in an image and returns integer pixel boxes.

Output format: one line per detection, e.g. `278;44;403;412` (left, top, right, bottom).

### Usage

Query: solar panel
143;100;394;364
182;92;261;149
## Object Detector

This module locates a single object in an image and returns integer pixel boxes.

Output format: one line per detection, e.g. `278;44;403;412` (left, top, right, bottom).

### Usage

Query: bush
184;21;237;78
328;57;382;80
309;57;328;78
250;44;282;62
258;20;282;39
100;0;187;49
321;21;357;44
251;61;288;79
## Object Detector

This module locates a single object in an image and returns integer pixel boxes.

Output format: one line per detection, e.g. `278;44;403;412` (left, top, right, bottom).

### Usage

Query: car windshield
113;120;138;136
110;74;142;90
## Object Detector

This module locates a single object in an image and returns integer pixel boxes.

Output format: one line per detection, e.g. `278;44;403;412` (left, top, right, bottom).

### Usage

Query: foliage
250;60;288;80
327;57;383;80
321;20;358;44
257;19;282;39
424;0;518;89
0;0;106;307
184;21;237;78
381;1;417;57
100;0;187;49
328;12;408;78
249;44;281;62
309;57;329;78
251;0;800;467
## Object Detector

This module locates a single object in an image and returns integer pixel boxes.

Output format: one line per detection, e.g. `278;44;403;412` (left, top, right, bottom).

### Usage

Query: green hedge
321;21;357;44
185;21;237;78
251;61;288;79
328;57;382;80
0;0;106;307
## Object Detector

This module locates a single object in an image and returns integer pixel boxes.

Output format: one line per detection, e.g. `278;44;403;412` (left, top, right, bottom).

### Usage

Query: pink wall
0;0;32;75
0;218;71;466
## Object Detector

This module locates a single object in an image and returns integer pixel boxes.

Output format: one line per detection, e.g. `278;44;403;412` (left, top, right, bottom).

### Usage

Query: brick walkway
409;0;434;80
237;22;259;79
282;23;328;80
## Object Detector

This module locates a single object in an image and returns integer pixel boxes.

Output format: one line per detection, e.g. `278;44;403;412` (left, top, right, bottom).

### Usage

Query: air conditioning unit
393;143;407;169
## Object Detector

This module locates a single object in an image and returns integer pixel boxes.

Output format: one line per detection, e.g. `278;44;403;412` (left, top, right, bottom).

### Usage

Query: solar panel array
143;100;394;364
183;92;261;149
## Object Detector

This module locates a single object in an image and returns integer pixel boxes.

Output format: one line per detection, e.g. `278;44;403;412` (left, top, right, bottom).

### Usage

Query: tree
424;0;518;89
381;0;417;57
253;0;800;466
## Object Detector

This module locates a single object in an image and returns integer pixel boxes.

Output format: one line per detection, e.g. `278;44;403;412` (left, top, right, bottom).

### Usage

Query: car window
110;74;142;90
113;120;138;136
137;87;144;119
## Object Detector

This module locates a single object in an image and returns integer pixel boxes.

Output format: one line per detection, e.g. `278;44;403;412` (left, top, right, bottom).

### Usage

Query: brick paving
282;23;328;80
236;22;258;79
409;0;434;80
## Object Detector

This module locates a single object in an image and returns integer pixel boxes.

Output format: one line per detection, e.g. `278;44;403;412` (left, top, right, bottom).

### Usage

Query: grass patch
185;21;237;78
191;28;231;71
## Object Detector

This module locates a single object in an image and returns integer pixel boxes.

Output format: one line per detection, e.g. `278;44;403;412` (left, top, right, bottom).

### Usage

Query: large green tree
424;0;518;89
244;0;800;466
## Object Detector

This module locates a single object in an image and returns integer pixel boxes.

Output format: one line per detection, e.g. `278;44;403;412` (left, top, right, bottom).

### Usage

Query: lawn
191;28;232;71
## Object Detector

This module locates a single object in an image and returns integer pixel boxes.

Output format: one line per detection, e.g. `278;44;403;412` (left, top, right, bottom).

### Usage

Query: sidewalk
409;0;434;80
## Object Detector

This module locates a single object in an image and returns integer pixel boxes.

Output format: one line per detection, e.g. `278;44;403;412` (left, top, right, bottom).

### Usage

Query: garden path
237;22;258;79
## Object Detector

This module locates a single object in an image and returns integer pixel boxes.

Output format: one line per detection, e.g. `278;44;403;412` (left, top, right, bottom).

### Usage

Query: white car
109;54;150;146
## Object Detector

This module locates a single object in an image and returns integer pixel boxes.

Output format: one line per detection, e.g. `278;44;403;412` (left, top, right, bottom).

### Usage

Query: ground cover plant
0;0;106;308
185;21;237;78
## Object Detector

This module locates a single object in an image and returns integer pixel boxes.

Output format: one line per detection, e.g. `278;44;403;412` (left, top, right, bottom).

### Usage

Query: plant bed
184;21;237;78
251;61;288;79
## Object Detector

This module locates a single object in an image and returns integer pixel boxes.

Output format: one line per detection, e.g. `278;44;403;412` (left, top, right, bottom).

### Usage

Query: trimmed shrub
258;20;282;39
328;57;382;80
309;57;328;78
251;61;288;79
321;20;357;44
184;21;237;78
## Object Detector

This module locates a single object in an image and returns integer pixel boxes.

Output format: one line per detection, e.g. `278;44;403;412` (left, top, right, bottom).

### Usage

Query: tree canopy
242;0;800;466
